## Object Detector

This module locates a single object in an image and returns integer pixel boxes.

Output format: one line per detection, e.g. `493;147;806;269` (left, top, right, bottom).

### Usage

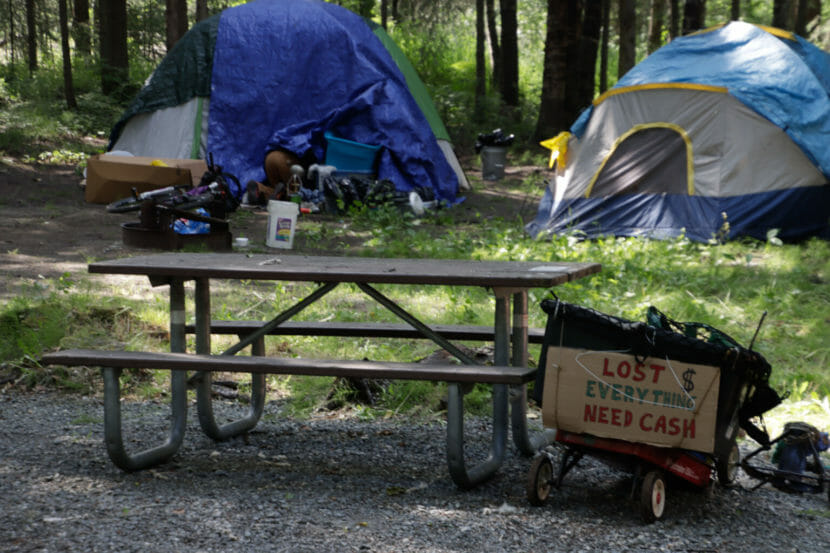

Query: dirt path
0;156;545;298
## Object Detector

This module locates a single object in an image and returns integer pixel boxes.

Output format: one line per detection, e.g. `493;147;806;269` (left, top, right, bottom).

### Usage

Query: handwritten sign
542;347;721;453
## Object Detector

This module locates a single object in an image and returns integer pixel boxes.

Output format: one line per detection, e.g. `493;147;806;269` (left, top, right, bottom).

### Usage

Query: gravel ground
2;391;828;553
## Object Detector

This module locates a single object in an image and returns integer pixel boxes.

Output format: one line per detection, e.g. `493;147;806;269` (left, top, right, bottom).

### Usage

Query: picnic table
43;252;600;488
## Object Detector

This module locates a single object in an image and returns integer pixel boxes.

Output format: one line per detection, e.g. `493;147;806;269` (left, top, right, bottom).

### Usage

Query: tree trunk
486;0;501;95
683;0;706;34
648;0;666;53
59;0;77;109
773;0;792;29
99;0;129;97
499;0;519;107
618;0;635;78
570;1;602;116
26;0;37;72
195;0;208;22
535;0;569;140
669;0;680;39
600;0;610;92
475;0;486;119
8;0;16;67
381;0;388;29
165;0;188;51
795;0;810;35
73;0;91;55
731;0;740;20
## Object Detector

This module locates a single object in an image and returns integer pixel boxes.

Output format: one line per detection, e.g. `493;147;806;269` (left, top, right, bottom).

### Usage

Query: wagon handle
748;311;767;352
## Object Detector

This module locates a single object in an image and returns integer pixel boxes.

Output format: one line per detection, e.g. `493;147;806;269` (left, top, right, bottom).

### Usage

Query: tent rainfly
527;22;830;242
108;0;467;203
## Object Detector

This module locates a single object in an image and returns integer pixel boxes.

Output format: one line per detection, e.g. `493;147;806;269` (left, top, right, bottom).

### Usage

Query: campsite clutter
94;136;439;252
102;153;240;251
241;130;439;217
527;21;830;242
525;297;829;522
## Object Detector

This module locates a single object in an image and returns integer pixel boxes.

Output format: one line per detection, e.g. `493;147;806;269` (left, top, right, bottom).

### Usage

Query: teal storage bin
324;132;381;173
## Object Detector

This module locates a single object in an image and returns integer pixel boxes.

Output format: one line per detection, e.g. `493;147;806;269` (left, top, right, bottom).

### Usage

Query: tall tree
795;0;808;34
731;0;740;20
485;0;501;91
772;0;792;29
475;0;486;118
26;0;37;72
535;0;569;140
648;0;666;53
99;0;129;97
569;1;602;115
381;0;388;28
793;0;821;35
618;0;635;78
499;0;519;107
73;0;91;55
599;0;610;92
669;0;680;38
166;0;188;51
59;0;76;109
683;0;706;34
8;0;16;67
196;0;209;22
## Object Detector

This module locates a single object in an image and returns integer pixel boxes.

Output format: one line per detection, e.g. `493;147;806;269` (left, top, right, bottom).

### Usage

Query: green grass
4;221;829;431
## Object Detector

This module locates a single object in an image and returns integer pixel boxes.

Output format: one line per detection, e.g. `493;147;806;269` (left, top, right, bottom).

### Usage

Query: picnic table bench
40;252;600;489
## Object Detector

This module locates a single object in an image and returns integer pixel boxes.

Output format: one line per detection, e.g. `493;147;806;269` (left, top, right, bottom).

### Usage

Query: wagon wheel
526;454;554;506
639;470;667;523
717;442;741;487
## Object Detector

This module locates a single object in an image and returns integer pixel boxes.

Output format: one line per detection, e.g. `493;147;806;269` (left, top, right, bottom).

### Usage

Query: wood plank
184;320;546;343
41;349;537;385
89;253;601;288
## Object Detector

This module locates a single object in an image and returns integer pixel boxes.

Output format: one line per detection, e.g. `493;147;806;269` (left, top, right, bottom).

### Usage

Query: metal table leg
357;282;512;487
194;278;266;440
446;382;508;489
102;280;188;471
502;289;556;456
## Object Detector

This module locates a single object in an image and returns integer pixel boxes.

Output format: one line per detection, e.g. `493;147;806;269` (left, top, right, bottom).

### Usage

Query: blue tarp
572;22;830;177
208;0;459;203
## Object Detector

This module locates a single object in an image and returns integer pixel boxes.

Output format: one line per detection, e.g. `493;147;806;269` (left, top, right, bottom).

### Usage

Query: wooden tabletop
89;253;601;288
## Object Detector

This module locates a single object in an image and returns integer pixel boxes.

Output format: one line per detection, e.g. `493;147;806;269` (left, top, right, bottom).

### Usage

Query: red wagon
525;298;780;522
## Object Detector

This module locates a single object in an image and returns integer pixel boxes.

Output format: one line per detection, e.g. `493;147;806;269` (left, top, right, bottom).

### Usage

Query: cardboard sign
542;347;720;453
85;155;208;204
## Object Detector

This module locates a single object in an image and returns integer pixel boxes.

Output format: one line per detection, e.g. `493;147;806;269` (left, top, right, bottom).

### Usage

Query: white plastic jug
266;200;299;249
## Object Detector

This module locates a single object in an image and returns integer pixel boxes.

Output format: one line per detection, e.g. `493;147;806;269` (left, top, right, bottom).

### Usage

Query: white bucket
266;200;299;249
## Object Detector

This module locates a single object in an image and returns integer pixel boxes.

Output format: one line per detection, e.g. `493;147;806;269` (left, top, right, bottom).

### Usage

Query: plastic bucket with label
266;200;299;249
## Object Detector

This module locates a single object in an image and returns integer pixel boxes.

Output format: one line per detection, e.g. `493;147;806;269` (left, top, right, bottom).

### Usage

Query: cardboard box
85;154;208;204
542;347;721;453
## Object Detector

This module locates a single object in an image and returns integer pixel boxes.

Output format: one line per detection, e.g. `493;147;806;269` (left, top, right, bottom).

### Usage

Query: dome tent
527;22;830;242
108;0;466;203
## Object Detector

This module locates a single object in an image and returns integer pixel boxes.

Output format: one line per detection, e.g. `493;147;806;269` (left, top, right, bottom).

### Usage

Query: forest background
4;0;830;156
0;0;829;432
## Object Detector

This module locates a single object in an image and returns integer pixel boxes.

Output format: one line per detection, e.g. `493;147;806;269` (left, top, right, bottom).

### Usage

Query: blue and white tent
108;0;466;203
527;22;830;242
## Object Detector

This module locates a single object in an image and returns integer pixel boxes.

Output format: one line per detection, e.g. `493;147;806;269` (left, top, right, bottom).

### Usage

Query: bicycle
105;153;240;214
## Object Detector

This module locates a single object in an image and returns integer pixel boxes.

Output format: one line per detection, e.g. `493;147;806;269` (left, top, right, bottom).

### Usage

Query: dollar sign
682;369;696;392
